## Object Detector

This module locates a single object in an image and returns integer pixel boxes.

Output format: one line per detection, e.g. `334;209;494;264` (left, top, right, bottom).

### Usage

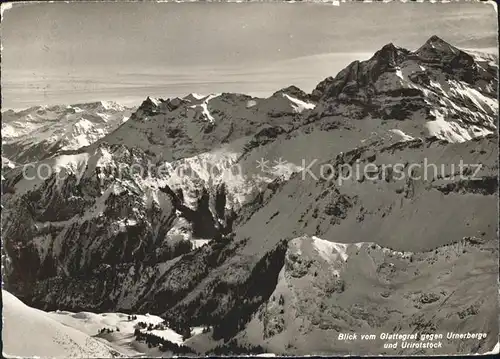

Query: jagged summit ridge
312;35;481;97
307;36;497;143
102;35;496;158
85;35;497;166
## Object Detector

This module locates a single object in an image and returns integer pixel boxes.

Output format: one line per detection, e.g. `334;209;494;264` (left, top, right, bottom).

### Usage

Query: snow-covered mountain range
1;36;498;356
2;101;134;164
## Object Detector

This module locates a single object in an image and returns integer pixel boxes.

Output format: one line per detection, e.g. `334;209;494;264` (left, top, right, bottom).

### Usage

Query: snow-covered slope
233;235;498;355
2;289;208;358
2;290;123;358
1;101;134;163
47;310;196;356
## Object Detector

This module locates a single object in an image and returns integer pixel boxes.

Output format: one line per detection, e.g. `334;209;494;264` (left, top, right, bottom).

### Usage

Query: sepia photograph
1;0;499;357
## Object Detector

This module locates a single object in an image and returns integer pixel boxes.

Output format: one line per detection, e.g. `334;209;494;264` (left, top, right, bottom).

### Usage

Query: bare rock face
1;36;498;356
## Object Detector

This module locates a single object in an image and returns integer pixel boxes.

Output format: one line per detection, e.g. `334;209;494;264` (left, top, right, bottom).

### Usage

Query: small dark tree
181;327;193;341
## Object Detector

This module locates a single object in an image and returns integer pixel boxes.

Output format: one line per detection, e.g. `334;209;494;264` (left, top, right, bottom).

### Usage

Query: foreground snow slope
2;290;208;357
48;310;185;344
47;310;193;356
2;290;122;358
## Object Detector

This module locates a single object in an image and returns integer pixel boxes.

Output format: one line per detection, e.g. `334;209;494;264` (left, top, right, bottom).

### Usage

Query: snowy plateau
1;36;499;356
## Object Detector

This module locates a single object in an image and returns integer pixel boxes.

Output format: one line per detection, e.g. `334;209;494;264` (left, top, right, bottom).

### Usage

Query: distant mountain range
2;101;134;164
1;36;498;356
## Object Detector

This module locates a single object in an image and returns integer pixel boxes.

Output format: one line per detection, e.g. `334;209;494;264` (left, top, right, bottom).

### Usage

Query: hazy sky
1;1;497;109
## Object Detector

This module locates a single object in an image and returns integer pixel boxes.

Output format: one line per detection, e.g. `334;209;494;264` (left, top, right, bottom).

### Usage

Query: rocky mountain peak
415;35;481;85
310;43;413;102
143;96;162;109
272;85;310;102
419;34;454;50
415;35;462;60
308;37;496;136
130;96;163;120
371;42;409;66
427;34;447;44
